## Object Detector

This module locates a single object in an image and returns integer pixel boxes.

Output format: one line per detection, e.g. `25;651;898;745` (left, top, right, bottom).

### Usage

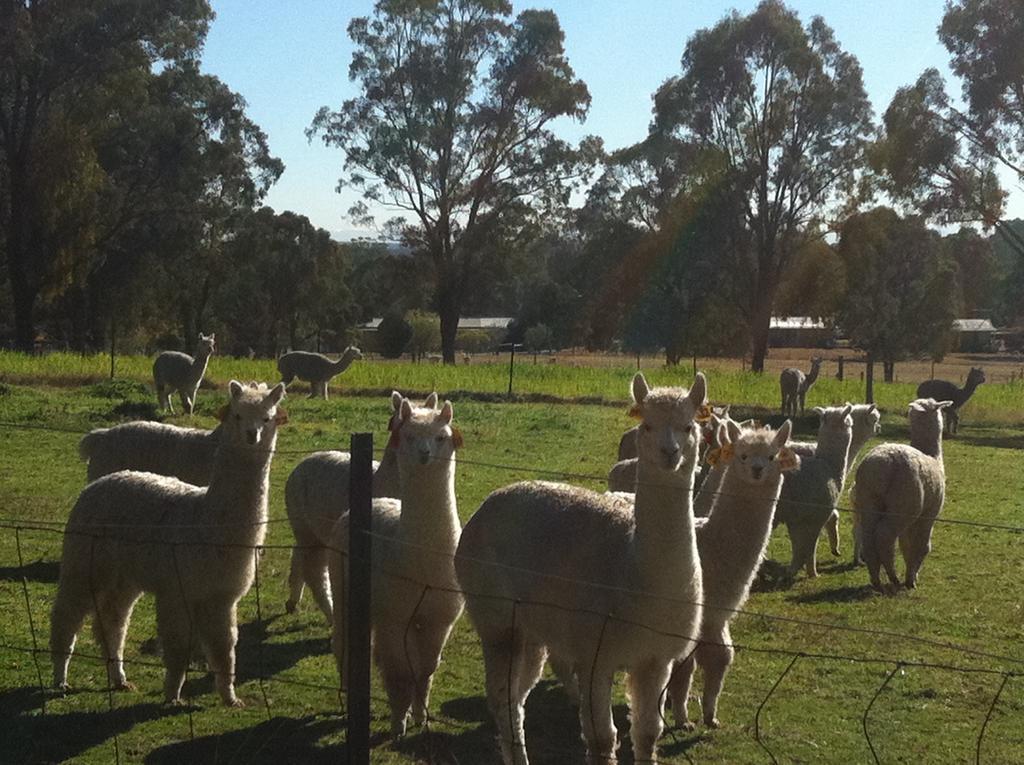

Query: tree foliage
310;0;596;362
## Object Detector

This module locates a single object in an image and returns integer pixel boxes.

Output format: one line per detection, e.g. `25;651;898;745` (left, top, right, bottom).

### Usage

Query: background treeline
3;0;1024;365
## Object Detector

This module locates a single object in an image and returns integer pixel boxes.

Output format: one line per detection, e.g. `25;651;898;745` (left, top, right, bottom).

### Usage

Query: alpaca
773;405;853;578
328;395;463;737
50;380;286;705
153;333;216;414
616;404;729;463
277;346;362;400
779;356;823;416
79;421;220;485
283;392;427;618
851;398;952;593
456;373;706;765
667;419;799;728
916;367;985;435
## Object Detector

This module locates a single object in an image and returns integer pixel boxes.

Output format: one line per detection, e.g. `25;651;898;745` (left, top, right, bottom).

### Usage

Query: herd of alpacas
54;341;970;764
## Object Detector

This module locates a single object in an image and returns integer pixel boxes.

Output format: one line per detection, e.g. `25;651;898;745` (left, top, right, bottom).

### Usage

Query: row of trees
2;0;1023;366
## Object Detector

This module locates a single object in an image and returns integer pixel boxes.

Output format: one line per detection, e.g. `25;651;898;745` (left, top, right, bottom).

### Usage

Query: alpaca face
347;346;364;361
198;333;216;355
725;420;797;486
849;403;881;436
968;367;986;387
908;397;953;435
812;405;853;438
630;372;707;472
393;396;459;468
221;380;286;448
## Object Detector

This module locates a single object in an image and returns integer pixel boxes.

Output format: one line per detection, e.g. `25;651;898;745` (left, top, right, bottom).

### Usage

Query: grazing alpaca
328;395;463;737
779;356;823;416
79;421;220;485
277;346;362;399
916;366;985;435
153;333;216;414
668;419;799;728
283;392;425;618
852;398;952;593
774;405;853;577
456;373;706;765
50;381;286;705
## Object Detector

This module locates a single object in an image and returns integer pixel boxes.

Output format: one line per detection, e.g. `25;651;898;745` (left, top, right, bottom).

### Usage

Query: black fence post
347;432;373;765
500;343;523;397
836;356;844;381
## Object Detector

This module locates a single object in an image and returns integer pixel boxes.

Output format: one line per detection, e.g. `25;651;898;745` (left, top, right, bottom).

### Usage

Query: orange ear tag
628;404;643;420
696;404;714;423
705;447;721;466
274;408;289;426
778;447;800;472
719;443;735;463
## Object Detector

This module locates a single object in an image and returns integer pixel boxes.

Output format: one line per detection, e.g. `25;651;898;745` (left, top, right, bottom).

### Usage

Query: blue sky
202;0;1023;238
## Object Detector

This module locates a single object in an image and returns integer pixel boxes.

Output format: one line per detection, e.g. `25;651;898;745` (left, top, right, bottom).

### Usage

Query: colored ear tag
696;404;714;423
274;408;289;426
719;443;735;463
628;404;643;419
778;447;799;472
706;447;722;466
451;427;464;450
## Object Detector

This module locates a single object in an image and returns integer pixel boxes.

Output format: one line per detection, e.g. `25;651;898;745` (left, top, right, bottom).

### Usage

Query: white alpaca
773;405;853;577
851;398;952;593
283;392;426;618
328;395;463;737
50;381;286;706
79;421;220;485
153;333;216;414
456;373;706;765
779;356;822;416
277;346;362;399
668;419;799;727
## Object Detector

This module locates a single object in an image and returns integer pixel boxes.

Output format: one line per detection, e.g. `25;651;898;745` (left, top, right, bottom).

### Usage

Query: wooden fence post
347;432;373;765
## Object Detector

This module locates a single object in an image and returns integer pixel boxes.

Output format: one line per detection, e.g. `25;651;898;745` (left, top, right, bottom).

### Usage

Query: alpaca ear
229;380;244;399
425;392;439;409
812;406;825;416
274;407;289;426
400;398;414;422
631;373;649;405
266;382;286;406
773;419;793;448
726;419;742;444
391;391;403;412
937;400;955;410
216;404;230;422
713;423;726;449
451;427;464;449
777;447;800;472
439;400;453;424
688;372;708;408
868;403;878;413
841;404;853;418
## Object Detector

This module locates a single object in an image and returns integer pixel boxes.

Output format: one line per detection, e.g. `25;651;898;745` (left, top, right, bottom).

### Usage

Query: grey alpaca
779;356;823;416
277;346;362;399
153;333;216;414
916;367;985;435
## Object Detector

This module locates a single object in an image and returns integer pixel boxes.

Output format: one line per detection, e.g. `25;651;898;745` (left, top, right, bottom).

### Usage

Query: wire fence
1;417;1022;764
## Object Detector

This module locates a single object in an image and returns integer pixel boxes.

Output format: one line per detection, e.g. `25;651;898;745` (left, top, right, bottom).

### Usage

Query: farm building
951;318;997;352
768;316;835;348
357;316;514;352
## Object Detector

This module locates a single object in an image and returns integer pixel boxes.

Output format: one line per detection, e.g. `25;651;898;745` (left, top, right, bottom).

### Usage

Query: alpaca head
219;380;286;448
847;402;881;439
345;345;364;361
812;404;853;440
198;333;216;356
908;398;953;443
629;372;707;473
967;367;986;387
722;420;799;486
390;392;460;471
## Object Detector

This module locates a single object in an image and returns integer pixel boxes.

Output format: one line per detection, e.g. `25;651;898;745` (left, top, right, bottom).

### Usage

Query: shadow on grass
1;698;181;764
786;585;876;605
0;558;60;583
750;559;796;593
955;431;1024;450
144;714;346;764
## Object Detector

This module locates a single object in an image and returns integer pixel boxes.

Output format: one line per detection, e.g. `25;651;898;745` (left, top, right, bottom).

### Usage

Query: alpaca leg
156;597;194;704
667;654;696;729
50;586;90;691
550;655;580;705
696;629;734;728
302;546;333;622
857;508;885;590
322;382;329;401
902;518;935;589
786;522;818;578
626;659;671;763
285;547;305;614
826;509;841;556
872;521;903;593
93;589;141;690
480;631;531;765
195;597;242;707
329;556;348;692
410;620;460;728
375;632;415;737
577;665;617;764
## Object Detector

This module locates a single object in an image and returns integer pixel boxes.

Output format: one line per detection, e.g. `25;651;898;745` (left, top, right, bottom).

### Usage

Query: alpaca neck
396;458;460;551
848;426;875;466
189;348;212;381
372;448;400;497
332;351;355;373
910;424;943;461
633;457;698;592
815;428;852;484
958;377;981;405
205;430;276;538
694;466;725;517
697;467;784;618
802;366;819;390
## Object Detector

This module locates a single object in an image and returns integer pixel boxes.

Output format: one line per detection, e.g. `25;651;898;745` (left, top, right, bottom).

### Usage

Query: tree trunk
883;360;895;383
438;284;460;365
11;281;38;352
750;300;773;373
865;355;875;404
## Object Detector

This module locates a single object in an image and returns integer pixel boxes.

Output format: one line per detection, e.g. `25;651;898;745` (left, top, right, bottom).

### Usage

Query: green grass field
0;357;1022;763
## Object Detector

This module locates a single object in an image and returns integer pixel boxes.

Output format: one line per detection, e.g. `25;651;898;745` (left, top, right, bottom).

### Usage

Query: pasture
0;356;1022;763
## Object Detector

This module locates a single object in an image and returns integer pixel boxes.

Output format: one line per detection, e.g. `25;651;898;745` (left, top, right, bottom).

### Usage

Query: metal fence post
347;432;373;765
